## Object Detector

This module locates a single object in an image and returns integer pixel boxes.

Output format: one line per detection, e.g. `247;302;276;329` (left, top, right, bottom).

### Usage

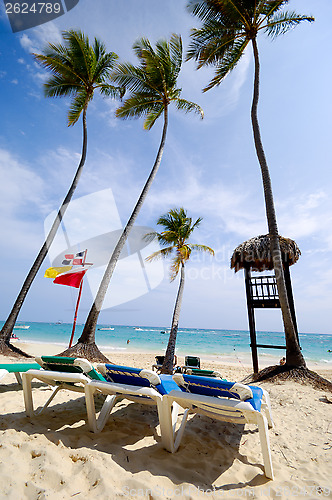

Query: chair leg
158;397;175;452
85;384;118;433
22;373;35;417
256;413;274;480
0;369;9;383
36;386;62;416
158;398;190;453
14;372;23;385
22;373;62;417
261;390;274;429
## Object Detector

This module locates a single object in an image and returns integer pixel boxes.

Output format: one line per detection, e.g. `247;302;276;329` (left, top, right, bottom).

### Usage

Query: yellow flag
44;266;73;279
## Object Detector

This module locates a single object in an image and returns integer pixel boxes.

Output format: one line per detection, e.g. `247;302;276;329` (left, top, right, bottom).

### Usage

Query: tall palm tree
62;35;203;361
187;0;314;368
0;30;122;357
145;208;214;374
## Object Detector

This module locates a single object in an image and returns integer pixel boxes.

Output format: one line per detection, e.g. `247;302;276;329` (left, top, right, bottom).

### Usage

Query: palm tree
61;35;203;361
187;0;314;369
0;30;122;357
145;208;214;374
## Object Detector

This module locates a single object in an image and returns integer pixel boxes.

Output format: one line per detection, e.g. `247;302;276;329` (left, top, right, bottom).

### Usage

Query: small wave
99;345;127;351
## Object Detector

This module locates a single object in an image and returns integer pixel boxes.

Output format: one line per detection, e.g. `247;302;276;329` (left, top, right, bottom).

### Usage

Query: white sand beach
0;342;331;499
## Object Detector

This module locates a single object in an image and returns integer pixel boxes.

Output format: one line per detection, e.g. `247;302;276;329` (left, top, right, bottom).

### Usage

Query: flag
44;266;72;279
53;267;88;288
61;251;85;266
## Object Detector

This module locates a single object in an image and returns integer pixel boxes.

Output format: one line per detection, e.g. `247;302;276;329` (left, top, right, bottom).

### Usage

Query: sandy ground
0;342;331;499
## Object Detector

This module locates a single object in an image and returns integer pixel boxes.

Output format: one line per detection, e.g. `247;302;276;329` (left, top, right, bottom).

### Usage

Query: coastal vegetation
186;0;315;377
59;35;203;361
144;208;214;374
1;4;330;392
0;30;122;357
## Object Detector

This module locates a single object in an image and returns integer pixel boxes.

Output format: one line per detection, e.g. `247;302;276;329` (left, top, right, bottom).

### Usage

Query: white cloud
276;190;332;244
0;148;47;256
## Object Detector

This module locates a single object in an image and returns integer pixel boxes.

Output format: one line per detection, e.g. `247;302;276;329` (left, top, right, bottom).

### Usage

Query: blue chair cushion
178;374;263;411
104;365;180;395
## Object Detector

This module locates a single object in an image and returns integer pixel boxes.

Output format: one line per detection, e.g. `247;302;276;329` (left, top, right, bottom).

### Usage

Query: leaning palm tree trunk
61;108;169;358
162;262;185;374
0;107;88;357
251;38;305;368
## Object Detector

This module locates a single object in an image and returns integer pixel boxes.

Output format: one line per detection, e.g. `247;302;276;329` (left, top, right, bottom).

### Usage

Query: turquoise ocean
3;321;332;366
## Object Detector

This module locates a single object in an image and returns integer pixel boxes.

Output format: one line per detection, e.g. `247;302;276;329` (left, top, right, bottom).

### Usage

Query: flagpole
69;249;87;348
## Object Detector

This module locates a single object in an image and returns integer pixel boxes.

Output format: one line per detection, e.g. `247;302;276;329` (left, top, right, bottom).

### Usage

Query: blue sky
0;0;331;334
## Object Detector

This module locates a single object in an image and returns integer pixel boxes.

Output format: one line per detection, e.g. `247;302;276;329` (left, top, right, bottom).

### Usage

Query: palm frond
145;246;174;262
169;34;183;77
97;83;124;99
174;98;204;119
170;256;182;281
187;22;241;66
116;95;163;120
203;37;248;91
113;34;201;128
263;11;314;39
143;107;164;130
68;90;88;126
34;29;122;127
189;244;215;255
43;76;82;98
257;0;289;18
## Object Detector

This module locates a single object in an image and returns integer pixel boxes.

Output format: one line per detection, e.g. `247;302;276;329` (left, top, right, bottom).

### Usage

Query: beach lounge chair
182;367;223;378
162;373;274;479
84;364;181;441
184;356;200;369
181;356;222;377
22;356;104;417
0;363;41;385
152;355;178;373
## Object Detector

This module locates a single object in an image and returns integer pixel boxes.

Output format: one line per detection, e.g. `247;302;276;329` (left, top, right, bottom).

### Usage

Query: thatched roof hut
230;234;301;273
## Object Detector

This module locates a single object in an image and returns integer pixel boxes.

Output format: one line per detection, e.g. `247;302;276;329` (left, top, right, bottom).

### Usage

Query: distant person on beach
126;339;130;344
279;357;286;365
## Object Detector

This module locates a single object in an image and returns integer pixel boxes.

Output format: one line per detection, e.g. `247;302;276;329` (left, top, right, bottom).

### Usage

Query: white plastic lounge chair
162;373;274;479
84;363;181;445
22;356;104;417
0;362;41;385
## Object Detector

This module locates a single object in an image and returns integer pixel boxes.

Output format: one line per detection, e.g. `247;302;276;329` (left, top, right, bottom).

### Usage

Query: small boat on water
98;327;114;331
13;324;30;330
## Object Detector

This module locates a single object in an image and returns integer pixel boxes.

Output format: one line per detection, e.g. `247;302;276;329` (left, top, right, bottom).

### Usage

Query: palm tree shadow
2;398;270;491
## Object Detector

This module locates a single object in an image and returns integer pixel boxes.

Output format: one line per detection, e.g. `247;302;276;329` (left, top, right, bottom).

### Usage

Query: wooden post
244;267;259;373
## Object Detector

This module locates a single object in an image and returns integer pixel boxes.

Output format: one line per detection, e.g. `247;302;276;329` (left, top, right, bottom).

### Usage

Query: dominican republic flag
53;267;88;288
44;266;72;279
62;251;85;266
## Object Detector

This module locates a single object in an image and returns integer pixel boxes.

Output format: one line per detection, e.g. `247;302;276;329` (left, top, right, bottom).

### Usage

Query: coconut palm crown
113;34;203;127
186;0;314;92
34;29;122;125
145;208;214;280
